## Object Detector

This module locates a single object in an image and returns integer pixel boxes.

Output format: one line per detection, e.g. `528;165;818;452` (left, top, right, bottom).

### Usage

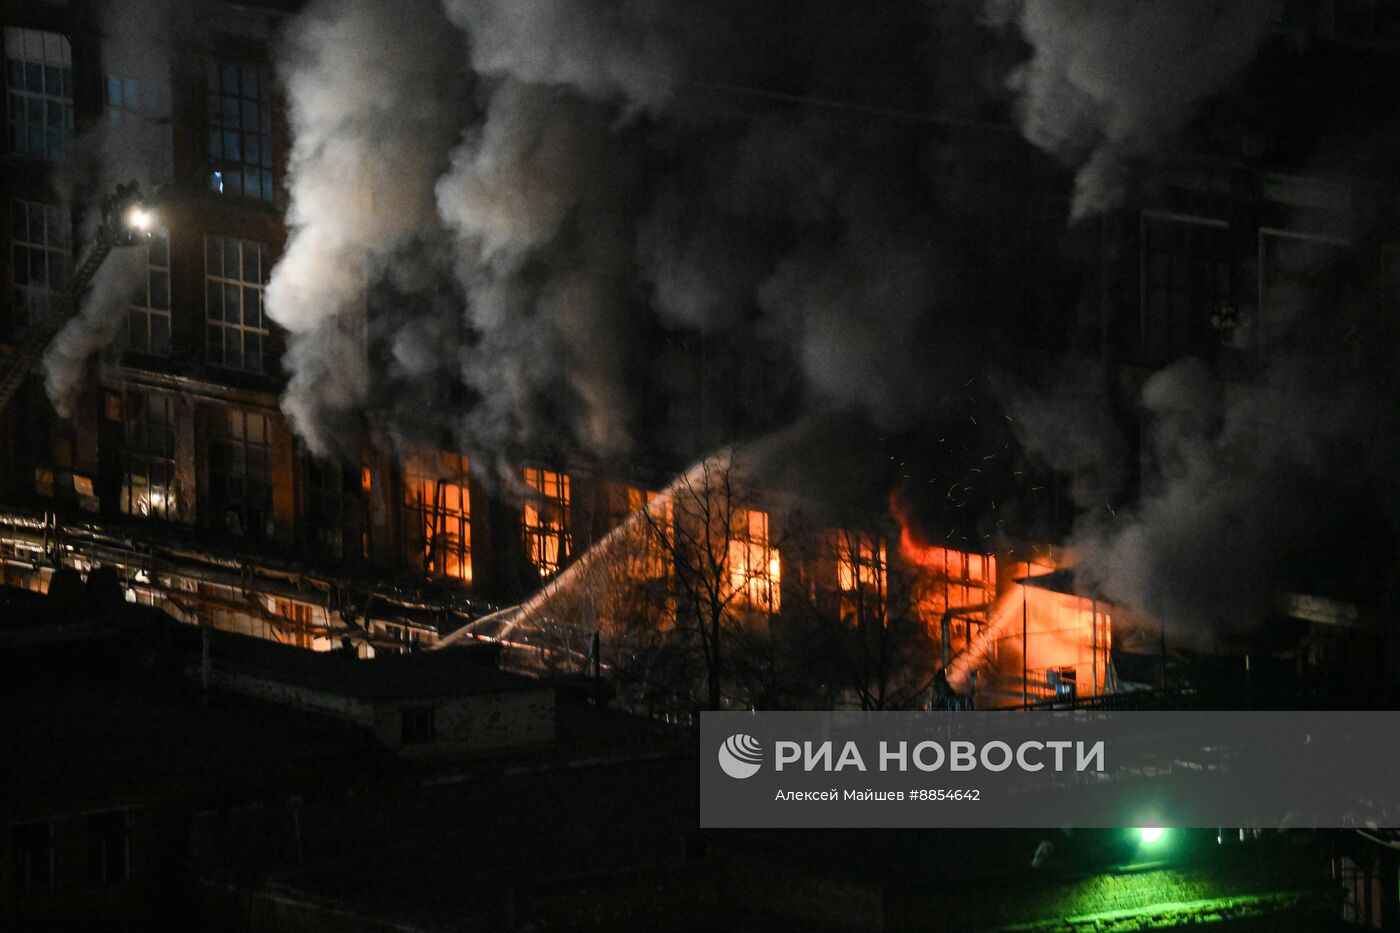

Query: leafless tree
784;523;937;710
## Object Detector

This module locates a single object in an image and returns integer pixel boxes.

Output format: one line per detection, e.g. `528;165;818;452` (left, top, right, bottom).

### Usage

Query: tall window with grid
208;408;272;539
205;234;269;372
207;60;273;201
122;391;177;521
403;451;471;582
127;231;170;355
5;28;72;161
301;449;347;560
10;199;69;328
728;508;779;613
523;467;571;577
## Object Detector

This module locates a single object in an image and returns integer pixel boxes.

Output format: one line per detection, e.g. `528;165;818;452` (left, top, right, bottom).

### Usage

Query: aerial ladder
0;182;156;417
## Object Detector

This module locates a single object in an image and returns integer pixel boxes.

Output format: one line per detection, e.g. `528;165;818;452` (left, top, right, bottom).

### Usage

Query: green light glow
1138;826;1165;844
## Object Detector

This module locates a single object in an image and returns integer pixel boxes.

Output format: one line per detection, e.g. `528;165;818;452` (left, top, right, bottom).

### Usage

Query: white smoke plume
992;0;1283;218
433;82;638;454
266;0;470;456
440;0;677;112
432;0;682;456
43;248;147;416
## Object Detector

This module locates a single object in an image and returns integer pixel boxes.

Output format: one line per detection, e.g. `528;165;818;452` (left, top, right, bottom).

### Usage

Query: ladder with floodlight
0;182;156;416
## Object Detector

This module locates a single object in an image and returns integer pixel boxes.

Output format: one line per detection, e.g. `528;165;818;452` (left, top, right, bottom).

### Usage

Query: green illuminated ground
1001;886;1314;932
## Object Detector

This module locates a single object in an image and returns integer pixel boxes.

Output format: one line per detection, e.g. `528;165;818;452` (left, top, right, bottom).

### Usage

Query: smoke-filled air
233;0;1397;644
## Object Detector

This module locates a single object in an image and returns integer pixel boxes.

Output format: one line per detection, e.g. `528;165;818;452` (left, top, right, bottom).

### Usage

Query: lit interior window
523;467;571;577
728;508;779;613
404;451;471;583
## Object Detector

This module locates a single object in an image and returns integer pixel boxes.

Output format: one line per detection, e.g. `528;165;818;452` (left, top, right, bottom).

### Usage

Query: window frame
403;451;471;583
204;234;270;373
206;59;274;202
522;467;571;578
126;230;171;355
727;507;779;613
122;390;178;521
4;27;74;161
10;198;70;329
207;408;273;539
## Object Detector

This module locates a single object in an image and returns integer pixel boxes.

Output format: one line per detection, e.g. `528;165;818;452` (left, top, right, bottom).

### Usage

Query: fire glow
893;507;1111;706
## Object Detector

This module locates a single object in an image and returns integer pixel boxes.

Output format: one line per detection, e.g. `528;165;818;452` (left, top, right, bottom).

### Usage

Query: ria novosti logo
718;733;763;779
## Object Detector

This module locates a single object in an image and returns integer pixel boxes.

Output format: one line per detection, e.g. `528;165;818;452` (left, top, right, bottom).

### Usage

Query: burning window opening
998;577;1113;704
834;531;886;626
900;540;999;655
728;507;779;613
403;451;471;583
621;485;673;580
523;467;571;578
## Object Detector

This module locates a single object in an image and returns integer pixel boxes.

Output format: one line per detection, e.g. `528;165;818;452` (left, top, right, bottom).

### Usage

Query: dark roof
199;627;544;700
0;638;386;814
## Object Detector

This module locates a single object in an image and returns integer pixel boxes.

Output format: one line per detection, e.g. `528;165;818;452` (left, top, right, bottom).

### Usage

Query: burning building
6;2;1400;931
0;0;1397;719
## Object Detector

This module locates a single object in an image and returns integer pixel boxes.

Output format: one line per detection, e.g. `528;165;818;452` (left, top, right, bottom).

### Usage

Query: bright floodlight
126;206;153;232
1138;826;1165;844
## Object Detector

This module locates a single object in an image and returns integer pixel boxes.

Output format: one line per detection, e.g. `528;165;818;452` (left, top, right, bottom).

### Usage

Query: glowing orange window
728;508;779;613
624;485;673;579
403;451;471;583
523;467;571;577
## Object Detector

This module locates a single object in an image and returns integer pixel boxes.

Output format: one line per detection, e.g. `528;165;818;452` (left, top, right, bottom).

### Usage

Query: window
126;231;171;355
622;485;672;579
5;28;73;160
208;408;272;539
301;451;346;560
11;821;54;894
835;532;886;625
87;810;130;887
104;71;173;183
522;467;571;577
1141;213;1232;364
404;451;470;582
916;546;997;615
122;391;177;521
400;706;435;745
728;508;779;613
10;199;69;328
205;235;269;372
207;60;273;201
